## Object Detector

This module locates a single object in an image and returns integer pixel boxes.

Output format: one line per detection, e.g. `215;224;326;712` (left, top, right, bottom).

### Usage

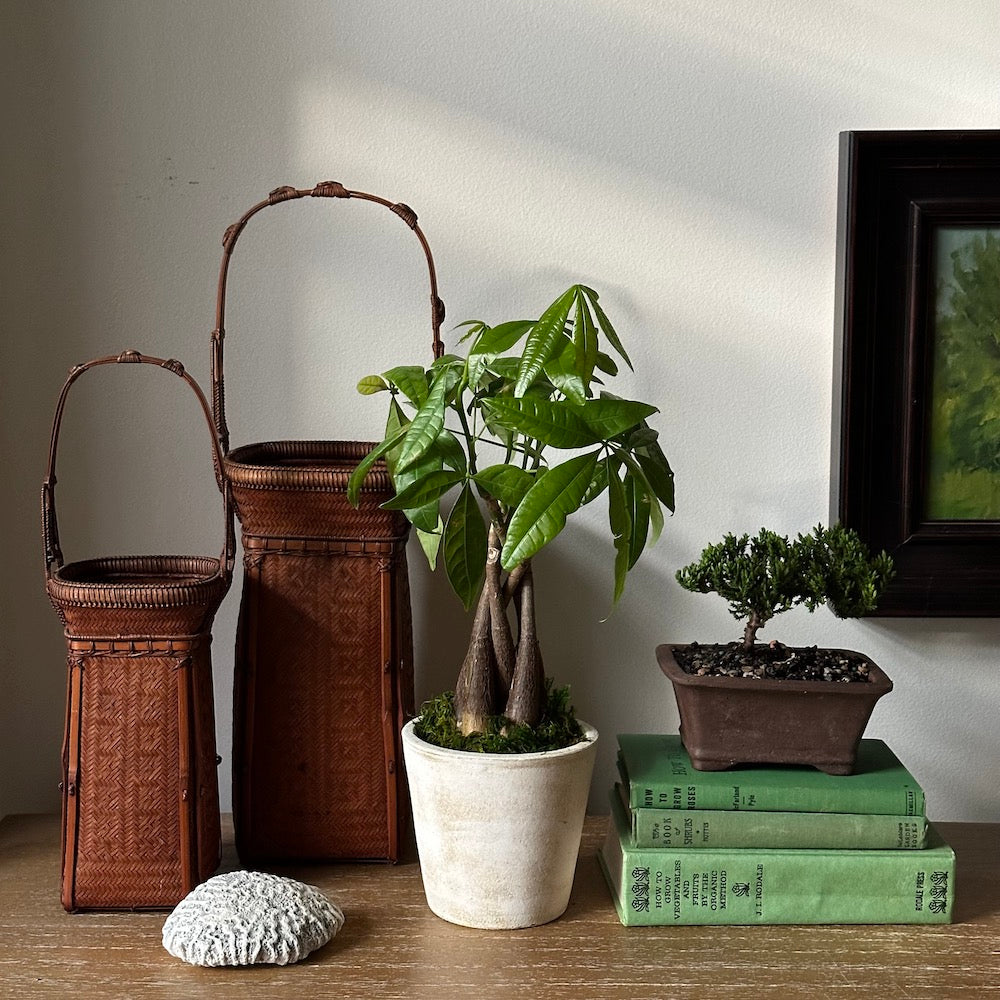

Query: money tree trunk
454;528;542;734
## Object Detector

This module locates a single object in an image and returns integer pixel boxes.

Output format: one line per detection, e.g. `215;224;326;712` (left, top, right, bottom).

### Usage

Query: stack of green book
599;734;955;926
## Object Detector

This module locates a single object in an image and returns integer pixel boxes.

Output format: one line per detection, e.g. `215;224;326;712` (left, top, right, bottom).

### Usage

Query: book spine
630;803;927;850
618;758;925;816
602;794;954;926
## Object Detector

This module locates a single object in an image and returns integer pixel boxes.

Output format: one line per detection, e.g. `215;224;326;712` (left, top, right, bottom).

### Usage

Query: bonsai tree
348;284;673;744
675;525;894;649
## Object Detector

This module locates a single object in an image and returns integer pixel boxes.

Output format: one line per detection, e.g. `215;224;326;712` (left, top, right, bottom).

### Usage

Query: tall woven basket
213;182;444;864
43;351;234;911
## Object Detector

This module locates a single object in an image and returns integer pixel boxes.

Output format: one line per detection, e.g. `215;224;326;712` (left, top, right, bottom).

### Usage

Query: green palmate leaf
636;438;676;512
456;320;488;345
396;368;450;472
443;483;488;610
382;398;410;476
614;446;664;545
515;287;577;397
581;459;609;505
471;320;534;355
381;469;465;510
574;397;659;438
595;351;619;377
383;365;430;407
607;457;631;603
392;413;468;531
481;396;602;449
430;429;468;473
357;374;389;395
574;295;599;392
502;450;601;569
415;518;444;571
622;425;659;449
545;337;587;405
484;357;521;383
581;285;633;370
625;472;650;569
392;457;443;532
467;349;493;389
473;464;539;508
346;423;411;507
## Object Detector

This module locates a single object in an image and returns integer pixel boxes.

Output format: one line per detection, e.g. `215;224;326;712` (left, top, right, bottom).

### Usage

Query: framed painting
832;130;1000;615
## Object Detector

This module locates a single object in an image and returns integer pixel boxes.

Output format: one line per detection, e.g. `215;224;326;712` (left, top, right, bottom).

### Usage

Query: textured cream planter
401;719;599;929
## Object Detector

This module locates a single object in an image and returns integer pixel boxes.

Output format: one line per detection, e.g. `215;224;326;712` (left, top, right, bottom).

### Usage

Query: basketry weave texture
43;352;232;910
214;184;439;863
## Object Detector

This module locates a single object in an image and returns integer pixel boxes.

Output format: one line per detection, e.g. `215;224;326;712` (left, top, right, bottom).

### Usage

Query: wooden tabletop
1;814;997;999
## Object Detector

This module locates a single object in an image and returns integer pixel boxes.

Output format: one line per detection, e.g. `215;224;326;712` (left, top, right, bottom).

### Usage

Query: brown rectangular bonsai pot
656;643;893;775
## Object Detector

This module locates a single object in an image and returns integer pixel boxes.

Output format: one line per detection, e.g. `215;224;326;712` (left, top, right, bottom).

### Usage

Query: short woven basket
42;351;234;911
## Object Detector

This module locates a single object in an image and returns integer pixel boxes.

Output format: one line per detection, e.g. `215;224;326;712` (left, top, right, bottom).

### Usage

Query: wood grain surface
1;814;997;999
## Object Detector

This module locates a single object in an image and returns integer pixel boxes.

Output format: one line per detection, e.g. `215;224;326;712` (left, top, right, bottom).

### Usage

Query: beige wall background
3;0;998;823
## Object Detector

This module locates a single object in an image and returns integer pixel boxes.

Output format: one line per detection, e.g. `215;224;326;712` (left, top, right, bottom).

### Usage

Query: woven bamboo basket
213;182;444;864
43;350;234;911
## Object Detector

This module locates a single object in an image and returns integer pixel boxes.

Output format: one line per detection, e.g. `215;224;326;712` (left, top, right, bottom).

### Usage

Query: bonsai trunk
743;611;764;649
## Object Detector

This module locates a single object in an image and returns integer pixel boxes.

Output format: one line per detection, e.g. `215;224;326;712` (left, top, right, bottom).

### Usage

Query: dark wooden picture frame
832;130;1000;616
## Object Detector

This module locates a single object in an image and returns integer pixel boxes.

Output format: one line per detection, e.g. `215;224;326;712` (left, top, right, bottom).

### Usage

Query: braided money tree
349;285;673;744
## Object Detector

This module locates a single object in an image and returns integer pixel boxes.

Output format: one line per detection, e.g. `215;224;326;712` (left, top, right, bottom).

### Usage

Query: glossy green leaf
607;457;631;603
581;459;609;505
456;320;488;345
430;429;468;473
382;365;429;407
502;450;601;569
625;472;650;569
415;518;444;570
484;357;521;382
443;483;488;610
346;423;410;507
574;295;599;392
473;464;538;508
385;400;445;531
382;398;410;476
481;397;602;449
581;285;633;370
471;320;534;355
357;374;389;395
573;397;658;439
382;469;465;510
395;368;450;472
545;337;586;405
392;449;443;531
614;447;664;545
514;287;576;397
636;439;676;512
595;351;619;377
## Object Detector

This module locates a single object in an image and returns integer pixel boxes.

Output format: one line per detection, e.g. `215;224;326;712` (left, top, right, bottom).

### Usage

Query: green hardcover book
617;734;925;816
600;790;954;926
617;784;927;850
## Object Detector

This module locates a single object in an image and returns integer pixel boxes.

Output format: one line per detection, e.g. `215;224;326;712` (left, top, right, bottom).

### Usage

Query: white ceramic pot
401;719;599;929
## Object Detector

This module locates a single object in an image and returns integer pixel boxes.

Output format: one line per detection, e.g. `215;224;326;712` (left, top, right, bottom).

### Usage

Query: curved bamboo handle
210;181;446;454
42;350;236;578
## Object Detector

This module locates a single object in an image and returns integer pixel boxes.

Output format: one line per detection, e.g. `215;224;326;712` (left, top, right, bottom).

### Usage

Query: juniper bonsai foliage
675;525;894;648
350;284;673;745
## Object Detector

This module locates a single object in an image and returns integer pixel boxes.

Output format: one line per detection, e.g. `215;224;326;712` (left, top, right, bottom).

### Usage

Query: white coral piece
162;871;345;967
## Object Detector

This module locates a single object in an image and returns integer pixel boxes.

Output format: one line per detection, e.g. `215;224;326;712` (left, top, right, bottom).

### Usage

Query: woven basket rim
225;439;392;492
48;555;228;608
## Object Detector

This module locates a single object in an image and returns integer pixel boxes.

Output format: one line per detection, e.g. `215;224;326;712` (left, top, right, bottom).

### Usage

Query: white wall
3;0;998;823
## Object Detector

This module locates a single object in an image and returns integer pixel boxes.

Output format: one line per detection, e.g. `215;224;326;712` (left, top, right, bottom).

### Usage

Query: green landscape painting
925;227;1000;521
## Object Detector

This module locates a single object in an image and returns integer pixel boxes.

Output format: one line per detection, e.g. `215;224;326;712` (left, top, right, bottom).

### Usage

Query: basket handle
210;181;446;455
42;350;236;579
